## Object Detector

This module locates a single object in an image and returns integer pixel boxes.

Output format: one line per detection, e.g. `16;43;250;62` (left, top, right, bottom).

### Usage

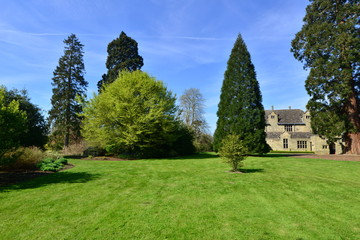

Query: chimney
289;106;291;110
271;106;274;111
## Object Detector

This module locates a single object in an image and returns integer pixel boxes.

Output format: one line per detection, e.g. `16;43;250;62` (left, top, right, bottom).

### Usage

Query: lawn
0;153;359;240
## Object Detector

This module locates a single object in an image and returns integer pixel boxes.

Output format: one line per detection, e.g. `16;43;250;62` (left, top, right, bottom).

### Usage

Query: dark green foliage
97;31;144;90
0;87;27;160
214;34;269;154
291;0;360;154
4;89;47;148
37;157;67;172
49;34;88;148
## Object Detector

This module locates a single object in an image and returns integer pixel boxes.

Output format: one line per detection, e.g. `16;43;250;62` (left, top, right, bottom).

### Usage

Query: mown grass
0;153;359;239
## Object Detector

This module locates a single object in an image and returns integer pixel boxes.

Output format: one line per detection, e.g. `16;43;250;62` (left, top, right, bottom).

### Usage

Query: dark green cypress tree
214;34;268;153
97;31;144;90
49;34;87;148
291;0;360;154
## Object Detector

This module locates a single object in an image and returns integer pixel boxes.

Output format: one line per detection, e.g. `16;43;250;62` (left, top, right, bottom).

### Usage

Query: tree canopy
49;33;87;149
4;88;47;148
83;70;194;158
291;0;360;154
0;87;27;159
214;34;268;153
97;31;144;90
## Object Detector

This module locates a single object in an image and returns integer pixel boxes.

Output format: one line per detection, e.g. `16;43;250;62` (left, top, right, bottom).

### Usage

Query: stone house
265;107;343;154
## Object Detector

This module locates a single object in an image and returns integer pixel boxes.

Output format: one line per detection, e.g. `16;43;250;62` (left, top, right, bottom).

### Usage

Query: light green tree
82;70;194;158
0;87;27;160
219;134;248;172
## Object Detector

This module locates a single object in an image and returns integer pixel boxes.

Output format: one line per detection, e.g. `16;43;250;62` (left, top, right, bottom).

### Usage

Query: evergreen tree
49;34;87;148
291;0;360;154
214;34;268;153
97;31;143;90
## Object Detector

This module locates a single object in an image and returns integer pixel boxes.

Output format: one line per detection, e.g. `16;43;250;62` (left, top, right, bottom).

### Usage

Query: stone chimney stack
271;106;274;111
289;106;291;110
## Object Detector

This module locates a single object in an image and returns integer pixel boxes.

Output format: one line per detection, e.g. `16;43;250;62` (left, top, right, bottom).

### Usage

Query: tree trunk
345;133;360;154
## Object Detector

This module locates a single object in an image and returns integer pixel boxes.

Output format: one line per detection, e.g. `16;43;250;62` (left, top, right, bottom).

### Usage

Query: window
283;139;288;149
297;141;307;149
284;125;293;132
271;115;275;119
306;115;310;119
322;145;328;149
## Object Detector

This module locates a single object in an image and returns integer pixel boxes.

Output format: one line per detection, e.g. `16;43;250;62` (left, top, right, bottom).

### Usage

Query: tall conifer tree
97;31;143;90
291;0;360;154
214;34;268;153
49;34;87;148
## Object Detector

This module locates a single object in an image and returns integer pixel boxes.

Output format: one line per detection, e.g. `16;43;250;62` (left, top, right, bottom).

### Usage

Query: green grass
1;153;359;240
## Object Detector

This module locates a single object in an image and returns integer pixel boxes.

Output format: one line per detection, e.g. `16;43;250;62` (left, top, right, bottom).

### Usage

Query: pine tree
97;31;143;90
291;0;360;154
49;34;87;148
214;34;268;153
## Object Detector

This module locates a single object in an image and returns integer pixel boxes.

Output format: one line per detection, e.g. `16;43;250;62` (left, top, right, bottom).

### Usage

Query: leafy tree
291;0;360;154
213;34;268;153
4;88;47;148
219;134;248;172
83;70;194;158
49;34;87;148
97;31;144;90
0;87;27;160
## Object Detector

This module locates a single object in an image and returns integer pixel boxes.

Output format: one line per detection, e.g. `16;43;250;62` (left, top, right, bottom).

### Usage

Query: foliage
291;0;360;154
83;70;194;158
193;133;213;152
4;88;48;148
0;87;27;160
49;34;88;148
97;31;144;90
214;34;269;154
62;141;88;156
37;157;67;172
218;134;248;171
10;147;46;170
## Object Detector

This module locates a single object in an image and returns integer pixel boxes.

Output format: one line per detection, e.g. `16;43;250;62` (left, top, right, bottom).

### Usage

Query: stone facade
265;108;343;154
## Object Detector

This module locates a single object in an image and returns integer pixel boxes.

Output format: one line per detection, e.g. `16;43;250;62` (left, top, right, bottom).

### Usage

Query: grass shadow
239;168;264;173
0;171;101;192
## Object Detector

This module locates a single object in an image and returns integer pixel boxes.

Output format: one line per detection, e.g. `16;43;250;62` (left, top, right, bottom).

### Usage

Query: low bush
219;134;248;172
0;147;46;170
37;157;67;172
62;141;88;156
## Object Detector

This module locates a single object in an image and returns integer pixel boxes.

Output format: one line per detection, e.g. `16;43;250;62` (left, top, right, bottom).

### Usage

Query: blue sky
0;0;310;133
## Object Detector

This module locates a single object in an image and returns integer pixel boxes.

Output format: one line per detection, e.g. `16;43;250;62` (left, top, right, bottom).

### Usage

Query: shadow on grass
0;171;101;192
239;168;264;173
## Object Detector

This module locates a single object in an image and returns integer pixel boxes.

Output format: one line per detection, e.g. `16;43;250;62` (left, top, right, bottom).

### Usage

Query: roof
289;132;313;139
265;109;305;125
266;132;282;139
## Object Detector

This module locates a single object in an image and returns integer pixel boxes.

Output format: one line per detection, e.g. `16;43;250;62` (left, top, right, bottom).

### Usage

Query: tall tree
49;34;87;148
97;31;144;90
291;0;360;154
180;88;208;135
214;34;268;153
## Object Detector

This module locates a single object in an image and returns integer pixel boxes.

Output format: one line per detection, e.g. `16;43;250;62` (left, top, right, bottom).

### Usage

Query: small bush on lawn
37;157;67;172
219;134;248;172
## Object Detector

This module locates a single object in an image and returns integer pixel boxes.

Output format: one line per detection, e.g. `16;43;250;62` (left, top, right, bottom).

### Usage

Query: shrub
62;141;88;156
37;157;67;172
219;134;248;172
1;147;46;170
